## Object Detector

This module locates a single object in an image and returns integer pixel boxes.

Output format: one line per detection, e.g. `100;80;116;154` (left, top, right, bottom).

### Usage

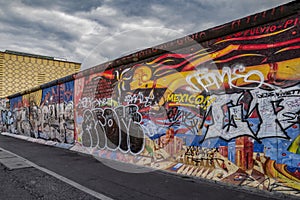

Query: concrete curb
1;132;74;149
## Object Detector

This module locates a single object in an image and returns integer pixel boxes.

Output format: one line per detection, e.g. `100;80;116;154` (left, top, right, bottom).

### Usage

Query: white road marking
0;147;114;200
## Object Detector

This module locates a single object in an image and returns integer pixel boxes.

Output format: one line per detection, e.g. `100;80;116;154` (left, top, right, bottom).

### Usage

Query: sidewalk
0;133;292;200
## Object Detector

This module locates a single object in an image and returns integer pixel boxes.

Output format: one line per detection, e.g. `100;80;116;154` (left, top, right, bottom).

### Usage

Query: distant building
159;128;183;157
235;136;254;170
0;50;81;98
228;140;236;163
218;146;228;158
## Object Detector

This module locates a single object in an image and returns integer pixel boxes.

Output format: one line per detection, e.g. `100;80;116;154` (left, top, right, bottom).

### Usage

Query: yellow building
0;50;81;98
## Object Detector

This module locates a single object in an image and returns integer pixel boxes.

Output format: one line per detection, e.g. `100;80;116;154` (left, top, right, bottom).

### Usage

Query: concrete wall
1;1;299;197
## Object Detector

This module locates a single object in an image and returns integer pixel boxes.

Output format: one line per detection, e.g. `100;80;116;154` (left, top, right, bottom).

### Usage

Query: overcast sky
0;0;294;70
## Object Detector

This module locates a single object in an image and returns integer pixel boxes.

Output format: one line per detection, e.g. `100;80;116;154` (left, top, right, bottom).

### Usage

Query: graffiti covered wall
74;11;300;195
7;81;75;144
3;2;300;197
0;98;10;132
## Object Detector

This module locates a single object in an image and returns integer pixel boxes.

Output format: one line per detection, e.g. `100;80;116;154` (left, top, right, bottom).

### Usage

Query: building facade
0;50;81;98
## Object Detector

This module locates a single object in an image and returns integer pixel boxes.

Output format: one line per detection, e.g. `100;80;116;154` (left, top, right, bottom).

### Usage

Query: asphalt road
0;162;98;200
0;134;292;200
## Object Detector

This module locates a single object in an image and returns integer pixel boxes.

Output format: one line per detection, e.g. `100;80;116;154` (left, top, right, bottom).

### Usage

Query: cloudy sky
0;0;294;70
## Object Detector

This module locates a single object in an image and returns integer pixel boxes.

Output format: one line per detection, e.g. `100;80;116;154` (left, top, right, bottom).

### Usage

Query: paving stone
0;150;15;159
0;157;32;170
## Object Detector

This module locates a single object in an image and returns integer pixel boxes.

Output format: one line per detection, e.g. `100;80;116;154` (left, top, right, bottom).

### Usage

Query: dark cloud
0;0;294;69
105;0;162;17
20;0;103;13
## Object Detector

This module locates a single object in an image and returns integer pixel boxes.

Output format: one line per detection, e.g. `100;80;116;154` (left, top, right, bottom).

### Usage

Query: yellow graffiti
22;89;42;107
167;93;216;109
129;58;300;106
130;66;152;88
266;159;300;190
288;134;300;154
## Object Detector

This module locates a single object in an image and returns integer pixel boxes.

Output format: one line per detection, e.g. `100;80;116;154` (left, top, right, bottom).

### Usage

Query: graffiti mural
73;12;300;197
3;2;300;198
0;98;10;131
8;81;75;144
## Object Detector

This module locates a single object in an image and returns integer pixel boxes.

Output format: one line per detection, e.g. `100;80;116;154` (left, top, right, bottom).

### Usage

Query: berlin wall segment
0;1;299;198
